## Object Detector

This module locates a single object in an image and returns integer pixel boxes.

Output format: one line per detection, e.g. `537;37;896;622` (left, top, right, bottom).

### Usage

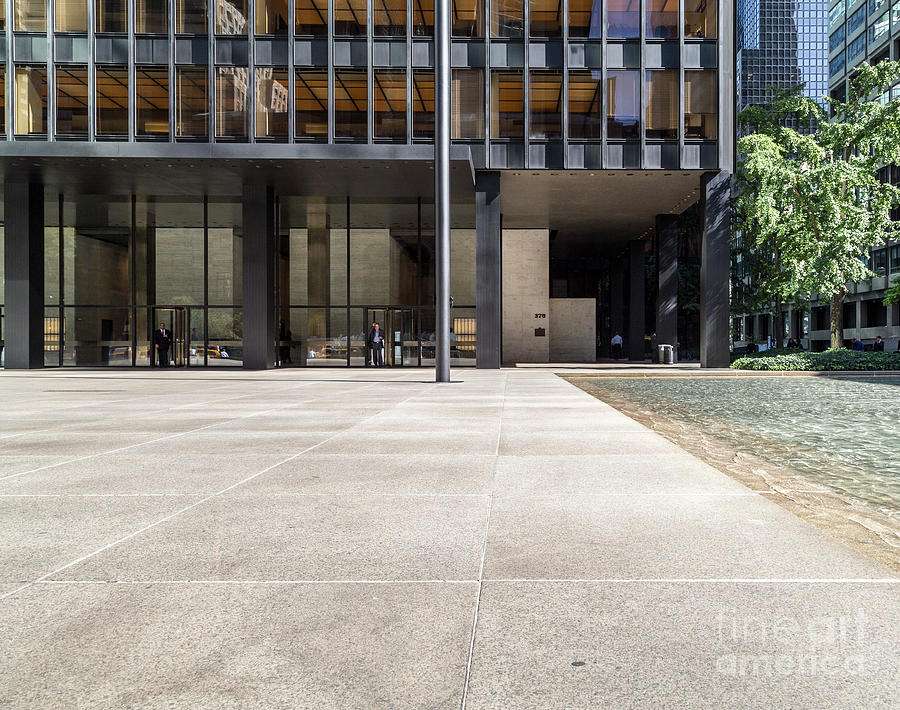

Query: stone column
242;183;276;369
3;181;45;369
475;171;501;368
700;170;732;368
628;239;646;361
656;213;678;349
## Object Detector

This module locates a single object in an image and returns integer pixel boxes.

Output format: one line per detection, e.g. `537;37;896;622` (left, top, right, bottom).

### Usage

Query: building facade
0;0;733;369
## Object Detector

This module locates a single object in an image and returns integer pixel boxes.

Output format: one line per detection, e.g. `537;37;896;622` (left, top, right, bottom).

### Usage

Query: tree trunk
774;296;784;348
830;291;845;349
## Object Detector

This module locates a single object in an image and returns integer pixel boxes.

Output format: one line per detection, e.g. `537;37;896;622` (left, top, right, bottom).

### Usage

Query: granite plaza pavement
1;367;898;709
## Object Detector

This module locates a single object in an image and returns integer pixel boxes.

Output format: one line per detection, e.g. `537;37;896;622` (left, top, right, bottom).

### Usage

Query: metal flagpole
434;0;451;383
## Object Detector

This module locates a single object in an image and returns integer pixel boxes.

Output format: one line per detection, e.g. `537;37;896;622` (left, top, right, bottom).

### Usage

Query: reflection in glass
530;71;562;139
685;70;717;139
453;0;483;36
216;67;249;137
295;0;327;35
0;70;4;135
176;67;208;137
97;0;127;32
647;0;678;38
296;69;328;139
374;0;406;36
136;68;169;137
45;195;60;306
335;70;367;139
374;71;407;139
136;0;167;32
15;0;46;31
176;0;207;32
335;0;366;35
256;68;289;137
208;199;243;306
96;67;129;135
56;67;89;136
530;0;562;36
63;308;133;366
646;70;678;139
207;308;243;365
492;0;523;37
452;69;484;138
568;0;602;38
15;66;47;135
216;0;248;34
608;0;639;38
413;0;433;36
607;70;639;138
256;0;289;34
413;70;435;138
685;0;716;37
56;0;88;31
491;71;524;139
568;70;602;139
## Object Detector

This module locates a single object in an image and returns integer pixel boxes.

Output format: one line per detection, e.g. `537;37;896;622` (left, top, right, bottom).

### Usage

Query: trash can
657;344;674;364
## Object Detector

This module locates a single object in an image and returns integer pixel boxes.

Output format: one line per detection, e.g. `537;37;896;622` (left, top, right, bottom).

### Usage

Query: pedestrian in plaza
367;321;385;367
874;335;885;351
610;332;624;360
153;321;172;367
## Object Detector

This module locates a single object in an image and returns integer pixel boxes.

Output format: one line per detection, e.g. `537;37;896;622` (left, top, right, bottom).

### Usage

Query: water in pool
574;376;900;518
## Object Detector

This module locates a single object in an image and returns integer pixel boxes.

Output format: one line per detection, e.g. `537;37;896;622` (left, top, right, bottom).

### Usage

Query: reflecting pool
570;376;900;518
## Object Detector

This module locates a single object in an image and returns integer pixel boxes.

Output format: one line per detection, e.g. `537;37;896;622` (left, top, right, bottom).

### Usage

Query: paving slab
315;430;499;456
499;430;683;456
134;431;329;457
0;455;73;477
1;582;476;709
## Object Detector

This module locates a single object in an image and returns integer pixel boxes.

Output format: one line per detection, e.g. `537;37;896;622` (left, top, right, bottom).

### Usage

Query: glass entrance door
365;308;418;366
152;307;188;367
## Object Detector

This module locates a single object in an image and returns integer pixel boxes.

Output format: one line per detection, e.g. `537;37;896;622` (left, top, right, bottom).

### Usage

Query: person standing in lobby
153;322;172;367
610;332;624;360
367;322;385;367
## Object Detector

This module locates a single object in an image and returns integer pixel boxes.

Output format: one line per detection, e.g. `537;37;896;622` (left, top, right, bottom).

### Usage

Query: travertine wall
550;299;596;362
501;229;550;363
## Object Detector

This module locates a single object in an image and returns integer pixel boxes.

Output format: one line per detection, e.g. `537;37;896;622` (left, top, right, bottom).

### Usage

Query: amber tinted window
685;70;717;139
97;67;129;135
530;0;561;36
492;0;523;37
491;71;524;139
15;0;46;30
646;70;678;139
97;0;127;32
15;66;47;135
296;69;328;139
647;0;678;38
685;0;716;38
257;0;289;34
56;66;89;136
451;69;484;138
374;71;407;139
374;0;406;36
296;0;327;35
136;0;167;32
530;71;562;139
413;0;433;36
568;70;602;139
335;0;366;35
176;67;208;137
217;0;248;34
453;0;483;37
568;0;601;38
176;0;207;32
256;68;289;137
216;67;249;137
335;70;367;139
56;0;88;31
136;67;169;136
413;70;434;138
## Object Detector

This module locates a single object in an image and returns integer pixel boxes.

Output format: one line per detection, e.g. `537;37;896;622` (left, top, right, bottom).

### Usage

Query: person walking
610;332;623;360
367;322;385;367
153;321;172;367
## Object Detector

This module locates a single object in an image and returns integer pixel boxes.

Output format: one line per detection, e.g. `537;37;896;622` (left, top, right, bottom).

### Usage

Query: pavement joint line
0;373;436;603
0;378;416;483
460;371;507;710
26;578;900;585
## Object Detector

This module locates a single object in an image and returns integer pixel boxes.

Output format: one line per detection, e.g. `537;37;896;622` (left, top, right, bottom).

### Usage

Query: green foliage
884;275;900;306
735;63;900;306
731;348;900;371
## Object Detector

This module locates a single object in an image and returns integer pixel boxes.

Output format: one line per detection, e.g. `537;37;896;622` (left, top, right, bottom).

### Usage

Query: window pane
685;70;716;139
374;0;406;36
56;0;88;31
208;199;243;305
492;0;523;37
136;67;170;136
647;0;678;38
646;69;678;139
136;0;167;32
491;70;524;139
606;69;639;138
256;0;289;34
530;0;561;36
56;66;89;136
217;0;248;34
296;0;327;35
568;70;602;139
176;0;207;32
335;70;367;139
15;66;47;135
413;0;433;36
256;67;289;137
0;69;5;134
97;0;127;32
452;69;484;138
295;69;328;139
176;67;208;137
374;70;407;139
413;70;434;138
453;0;483;36
216;67;249;137
15;0;46;31
530;70;561;139
608;0;639;38
96;67;129;135
335;0;366;35
568;0;602;38
685;0;716;38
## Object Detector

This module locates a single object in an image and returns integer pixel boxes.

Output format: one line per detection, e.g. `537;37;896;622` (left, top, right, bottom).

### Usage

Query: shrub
731;348;900;371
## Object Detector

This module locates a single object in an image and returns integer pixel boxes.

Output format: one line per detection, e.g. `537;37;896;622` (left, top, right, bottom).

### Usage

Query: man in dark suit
153;322;172;367
367;322;385;367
